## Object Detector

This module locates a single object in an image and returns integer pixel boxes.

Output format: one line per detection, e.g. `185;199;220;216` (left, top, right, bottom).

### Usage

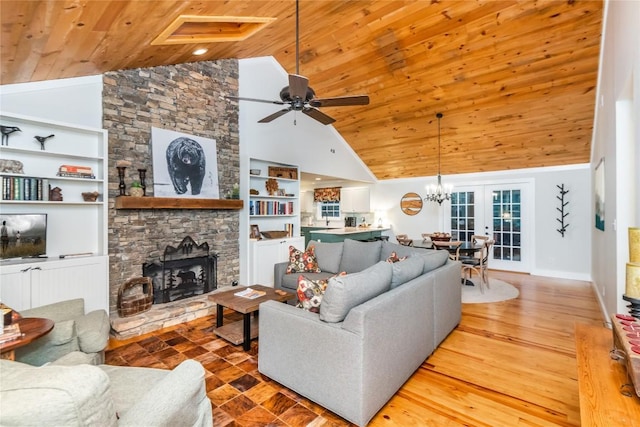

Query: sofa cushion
320;261;392;323
286;245;321;274
281;271;335;292
419;250;450;274
380;240;421;261
338;239;383;274
390;256;426;288
0;360;117;426
307;240;343;273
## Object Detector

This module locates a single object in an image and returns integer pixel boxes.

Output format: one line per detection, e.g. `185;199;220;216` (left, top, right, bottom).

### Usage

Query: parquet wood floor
106;271;606;426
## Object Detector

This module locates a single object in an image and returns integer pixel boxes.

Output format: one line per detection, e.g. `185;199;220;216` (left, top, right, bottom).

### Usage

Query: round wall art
400;192;423;215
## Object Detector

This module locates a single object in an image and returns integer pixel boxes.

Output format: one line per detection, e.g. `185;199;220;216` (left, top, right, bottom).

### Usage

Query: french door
446;181;532;272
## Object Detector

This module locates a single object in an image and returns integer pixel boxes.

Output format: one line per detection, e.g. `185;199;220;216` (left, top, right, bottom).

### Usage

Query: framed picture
594;157;605;231
151;127;220;198
250;224;261;239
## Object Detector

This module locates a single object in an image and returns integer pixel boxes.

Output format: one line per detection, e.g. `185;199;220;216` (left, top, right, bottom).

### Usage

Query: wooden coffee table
208;285;294;351
0;317;54;360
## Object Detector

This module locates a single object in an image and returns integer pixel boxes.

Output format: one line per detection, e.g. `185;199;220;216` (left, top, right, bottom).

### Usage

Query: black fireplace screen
143;236;217;304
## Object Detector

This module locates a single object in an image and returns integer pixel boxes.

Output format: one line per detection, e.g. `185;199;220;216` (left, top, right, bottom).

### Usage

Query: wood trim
115;196;243;210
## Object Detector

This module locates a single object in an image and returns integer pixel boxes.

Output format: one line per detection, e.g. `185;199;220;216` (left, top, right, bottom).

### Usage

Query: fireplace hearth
143;236;217;304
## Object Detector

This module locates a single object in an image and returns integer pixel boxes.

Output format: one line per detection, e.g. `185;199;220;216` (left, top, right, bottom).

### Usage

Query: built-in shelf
115;196;243;210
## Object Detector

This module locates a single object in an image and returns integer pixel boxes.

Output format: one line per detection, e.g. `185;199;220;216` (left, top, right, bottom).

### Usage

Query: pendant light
425;112;453;205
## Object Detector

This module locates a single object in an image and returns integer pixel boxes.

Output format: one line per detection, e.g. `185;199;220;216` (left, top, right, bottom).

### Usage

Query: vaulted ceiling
1;1;603;180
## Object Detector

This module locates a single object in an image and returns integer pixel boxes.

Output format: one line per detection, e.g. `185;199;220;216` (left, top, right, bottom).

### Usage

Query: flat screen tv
0;214;47;260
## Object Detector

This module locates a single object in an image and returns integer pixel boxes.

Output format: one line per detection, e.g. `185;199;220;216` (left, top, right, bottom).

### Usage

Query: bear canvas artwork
151;127;219;198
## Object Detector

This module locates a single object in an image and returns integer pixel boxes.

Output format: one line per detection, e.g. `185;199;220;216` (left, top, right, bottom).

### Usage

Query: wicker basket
117;277;153;317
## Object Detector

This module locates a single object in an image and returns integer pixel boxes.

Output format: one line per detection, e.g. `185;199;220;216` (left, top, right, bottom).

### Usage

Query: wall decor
594;157;605;231
0;125;21;146
33;134;54;150
151;127;219;198
556;184;569;237
400;192;423;215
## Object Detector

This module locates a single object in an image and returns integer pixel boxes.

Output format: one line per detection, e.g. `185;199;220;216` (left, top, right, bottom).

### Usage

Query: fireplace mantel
115;196;243;210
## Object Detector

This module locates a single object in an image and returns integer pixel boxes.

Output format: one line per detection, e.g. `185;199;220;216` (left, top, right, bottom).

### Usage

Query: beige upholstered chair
14;299;110;366
461;239;494;293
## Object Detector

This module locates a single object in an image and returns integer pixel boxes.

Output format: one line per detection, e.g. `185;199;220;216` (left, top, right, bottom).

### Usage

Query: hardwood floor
106;271;606;426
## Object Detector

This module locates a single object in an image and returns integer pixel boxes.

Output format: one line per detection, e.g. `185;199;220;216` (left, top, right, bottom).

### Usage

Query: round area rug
461;277;519;304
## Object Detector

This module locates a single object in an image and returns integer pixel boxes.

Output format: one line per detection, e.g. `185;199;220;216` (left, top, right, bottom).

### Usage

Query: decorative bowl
82;191;100;202
261;230;289;239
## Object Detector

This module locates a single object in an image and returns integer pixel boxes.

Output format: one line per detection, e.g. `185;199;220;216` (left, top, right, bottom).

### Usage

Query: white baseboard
529;269;591;282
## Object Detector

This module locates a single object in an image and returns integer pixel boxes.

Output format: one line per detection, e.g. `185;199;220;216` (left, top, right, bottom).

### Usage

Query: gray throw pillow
420;250;450;274
390;256;425;288
338;239;382;274
320;261;392;323
307;240;343;273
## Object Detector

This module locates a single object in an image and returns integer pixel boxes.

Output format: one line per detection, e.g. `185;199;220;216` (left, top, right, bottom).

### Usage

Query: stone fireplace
104;60;240;339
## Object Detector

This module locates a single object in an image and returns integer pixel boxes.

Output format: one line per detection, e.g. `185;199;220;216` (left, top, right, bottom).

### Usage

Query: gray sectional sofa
261;238;461;426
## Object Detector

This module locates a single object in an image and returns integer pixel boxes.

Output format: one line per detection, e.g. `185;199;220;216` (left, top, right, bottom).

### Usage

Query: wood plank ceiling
0;1;603;180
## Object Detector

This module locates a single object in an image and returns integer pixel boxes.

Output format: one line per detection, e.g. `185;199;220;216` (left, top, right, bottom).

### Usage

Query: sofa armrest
273;261;289;291
75;309;110;353
117;360;212;427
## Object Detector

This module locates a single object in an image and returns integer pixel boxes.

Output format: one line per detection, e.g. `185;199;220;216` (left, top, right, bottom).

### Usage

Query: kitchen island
308;227;390;243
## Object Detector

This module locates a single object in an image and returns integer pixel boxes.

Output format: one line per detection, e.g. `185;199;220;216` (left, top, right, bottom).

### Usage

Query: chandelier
424;112;453;205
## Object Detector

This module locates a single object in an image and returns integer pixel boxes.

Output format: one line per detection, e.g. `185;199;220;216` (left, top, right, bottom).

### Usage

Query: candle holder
138;169;147;196
116;166;126;196
623;294;640;319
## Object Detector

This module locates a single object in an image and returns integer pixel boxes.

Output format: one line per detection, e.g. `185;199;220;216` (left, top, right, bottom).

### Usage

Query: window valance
314;187;341;202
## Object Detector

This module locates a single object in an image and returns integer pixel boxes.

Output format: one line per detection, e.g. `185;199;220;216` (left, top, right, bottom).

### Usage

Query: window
319;201;341;219
450;191;475;242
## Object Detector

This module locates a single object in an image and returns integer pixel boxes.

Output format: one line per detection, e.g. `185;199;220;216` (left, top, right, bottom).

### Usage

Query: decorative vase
130;187;143;197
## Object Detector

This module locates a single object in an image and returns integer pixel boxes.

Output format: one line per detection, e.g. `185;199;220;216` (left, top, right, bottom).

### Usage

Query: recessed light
315;178;321;181
193;48;208;55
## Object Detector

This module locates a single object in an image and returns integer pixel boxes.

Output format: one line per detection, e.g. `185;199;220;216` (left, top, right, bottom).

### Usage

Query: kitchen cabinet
340;187;370;213
300;191;314;213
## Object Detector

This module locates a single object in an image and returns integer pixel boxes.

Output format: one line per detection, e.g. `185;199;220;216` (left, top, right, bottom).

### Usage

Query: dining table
412;240;483;286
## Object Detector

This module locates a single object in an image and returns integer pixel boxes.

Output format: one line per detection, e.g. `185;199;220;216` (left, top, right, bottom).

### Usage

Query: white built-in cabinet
249;236;304;287
0;111;108;312
340;187;370;213
246;158;302;286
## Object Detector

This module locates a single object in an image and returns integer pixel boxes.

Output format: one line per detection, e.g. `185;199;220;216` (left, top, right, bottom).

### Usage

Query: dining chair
396;234;413;246
461;239;494;293
471;235;489;244
432;240;462;261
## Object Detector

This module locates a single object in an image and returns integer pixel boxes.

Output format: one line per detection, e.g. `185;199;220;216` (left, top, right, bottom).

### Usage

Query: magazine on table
234;287;266;299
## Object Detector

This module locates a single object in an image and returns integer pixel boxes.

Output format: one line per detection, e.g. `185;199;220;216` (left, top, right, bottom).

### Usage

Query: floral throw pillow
286;245;321;274
386;251;407;263
296;272;346;313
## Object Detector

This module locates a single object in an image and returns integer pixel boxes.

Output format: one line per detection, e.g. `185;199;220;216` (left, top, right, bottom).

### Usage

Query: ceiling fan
227;0;369;125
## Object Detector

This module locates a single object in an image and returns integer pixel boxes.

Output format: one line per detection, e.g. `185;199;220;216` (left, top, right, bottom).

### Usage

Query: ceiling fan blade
226;95;286;105
302;107;336;125
309;95;370;108
258;108;292;123
288;74;309;100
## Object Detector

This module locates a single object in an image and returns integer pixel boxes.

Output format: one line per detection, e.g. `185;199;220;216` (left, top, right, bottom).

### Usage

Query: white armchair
14;298;110;366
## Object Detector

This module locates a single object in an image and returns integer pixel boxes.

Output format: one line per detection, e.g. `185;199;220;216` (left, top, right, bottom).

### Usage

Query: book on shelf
0;323;22;344
234;287;266;299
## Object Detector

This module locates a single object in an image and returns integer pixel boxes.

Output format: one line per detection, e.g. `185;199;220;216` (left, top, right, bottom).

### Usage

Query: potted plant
129;180;144;197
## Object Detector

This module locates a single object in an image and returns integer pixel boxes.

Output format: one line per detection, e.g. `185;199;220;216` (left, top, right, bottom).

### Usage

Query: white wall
371;164;592;280
590;0;640;318
0;75;103;128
